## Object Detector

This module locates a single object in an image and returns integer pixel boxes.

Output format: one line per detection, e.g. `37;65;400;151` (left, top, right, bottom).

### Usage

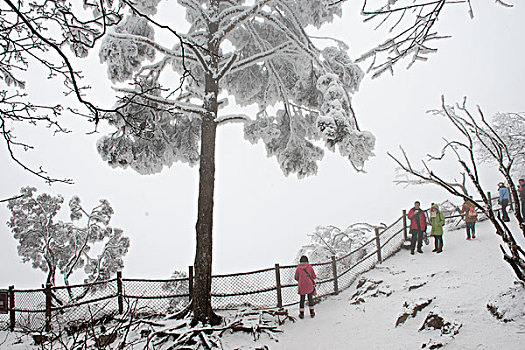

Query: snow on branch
257;11;322;66
216;0;275;41
214;114;250;124
112;87;207;115
227;41;295;75
355;0;462;78
108;32;184;59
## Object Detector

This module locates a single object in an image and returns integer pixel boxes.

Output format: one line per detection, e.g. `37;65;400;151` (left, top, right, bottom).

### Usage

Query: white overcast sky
1;1;524;288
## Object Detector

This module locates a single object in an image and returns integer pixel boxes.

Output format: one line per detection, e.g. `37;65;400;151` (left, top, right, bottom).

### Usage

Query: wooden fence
0;195;505;332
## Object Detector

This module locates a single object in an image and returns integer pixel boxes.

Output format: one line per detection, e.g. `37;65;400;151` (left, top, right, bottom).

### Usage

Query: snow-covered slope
224;219;525;349
1;220;524;349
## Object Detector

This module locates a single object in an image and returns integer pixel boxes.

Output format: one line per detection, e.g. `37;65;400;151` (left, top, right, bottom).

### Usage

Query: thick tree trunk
192;113;220;325
192;5;221;324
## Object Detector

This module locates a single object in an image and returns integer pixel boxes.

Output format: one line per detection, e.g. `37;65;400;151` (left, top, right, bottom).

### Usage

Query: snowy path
224;220;525;349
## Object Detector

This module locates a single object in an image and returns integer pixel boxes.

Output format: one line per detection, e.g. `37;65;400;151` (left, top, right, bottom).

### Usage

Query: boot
309;307;315;318
436;239;443;253
298;309;304;319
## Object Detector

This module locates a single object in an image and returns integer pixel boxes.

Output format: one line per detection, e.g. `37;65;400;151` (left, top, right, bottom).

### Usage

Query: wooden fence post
375;228;382;264
331;256;339;295
44;283;51;332
8;286;14;331
274;264;283;308
116;271;124;314
188;266;194;301
402;210;408;241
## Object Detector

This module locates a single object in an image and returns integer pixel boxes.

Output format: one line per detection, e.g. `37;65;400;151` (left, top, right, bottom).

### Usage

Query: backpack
467;207;477;219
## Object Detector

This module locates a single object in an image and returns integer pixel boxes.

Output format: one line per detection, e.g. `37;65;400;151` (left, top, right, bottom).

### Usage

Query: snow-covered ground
223;219;525;349
1;219;524;349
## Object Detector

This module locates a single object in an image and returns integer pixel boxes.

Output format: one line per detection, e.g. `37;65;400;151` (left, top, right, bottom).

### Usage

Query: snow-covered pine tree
97;0;375;324
6;187;130;297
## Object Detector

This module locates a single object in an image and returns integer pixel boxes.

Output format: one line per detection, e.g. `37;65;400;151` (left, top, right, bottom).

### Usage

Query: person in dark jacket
498;182;510;222
519;179;525;221
294;255;317;319
407;201;428;255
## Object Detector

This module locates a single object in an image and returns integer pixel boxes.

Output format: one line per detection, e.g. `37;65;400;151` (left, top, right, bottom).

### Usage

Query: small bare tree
389;96;525;282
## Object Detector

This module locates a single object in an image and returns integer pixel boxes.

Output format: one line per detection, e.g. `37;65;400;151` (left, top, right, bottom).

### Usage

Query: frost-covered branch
216;0;275;41
3;0;107;122
357;0;448;78
389;146;477;207
354;0;513;78
227;41;294;74
108;32;185;59
214;114;250;124
394;168;469;195
178;0;212;26
257;11;322;67
0;96;74;184
112;87;207;115
216;53;238;80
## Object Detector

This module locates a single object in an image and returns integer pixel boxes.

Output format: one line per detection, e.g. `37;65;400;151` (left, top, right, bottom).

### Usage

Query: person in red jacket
294;255;317;319
407;201;428;255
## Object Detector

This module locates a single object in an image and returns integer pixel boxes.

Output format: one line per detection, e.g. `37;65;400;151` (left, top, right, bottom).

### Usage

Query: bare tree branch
390;96;525;282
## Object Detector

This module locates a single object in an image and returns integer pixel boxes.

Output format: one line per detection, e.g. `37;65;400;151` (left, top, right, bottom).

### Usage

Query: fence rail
1;196;504;332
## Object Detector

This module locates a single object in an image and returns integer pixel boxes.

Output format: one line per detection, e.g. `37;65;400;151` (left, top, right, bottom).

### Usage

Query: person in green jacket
429;204;445;253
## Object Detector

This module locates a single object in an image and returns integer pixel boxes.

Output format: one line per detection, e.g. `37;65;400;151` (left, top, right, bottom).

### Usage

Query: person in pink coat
294;255;317;318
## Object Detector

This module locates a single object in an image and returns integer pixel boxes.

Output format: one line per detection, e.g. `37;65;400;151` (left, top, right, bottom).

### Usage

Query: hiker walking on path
295;255;317;319
518;179;525;221
457;199;478;240
429;204;445;253
498;182;510;222
407;201;427;255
